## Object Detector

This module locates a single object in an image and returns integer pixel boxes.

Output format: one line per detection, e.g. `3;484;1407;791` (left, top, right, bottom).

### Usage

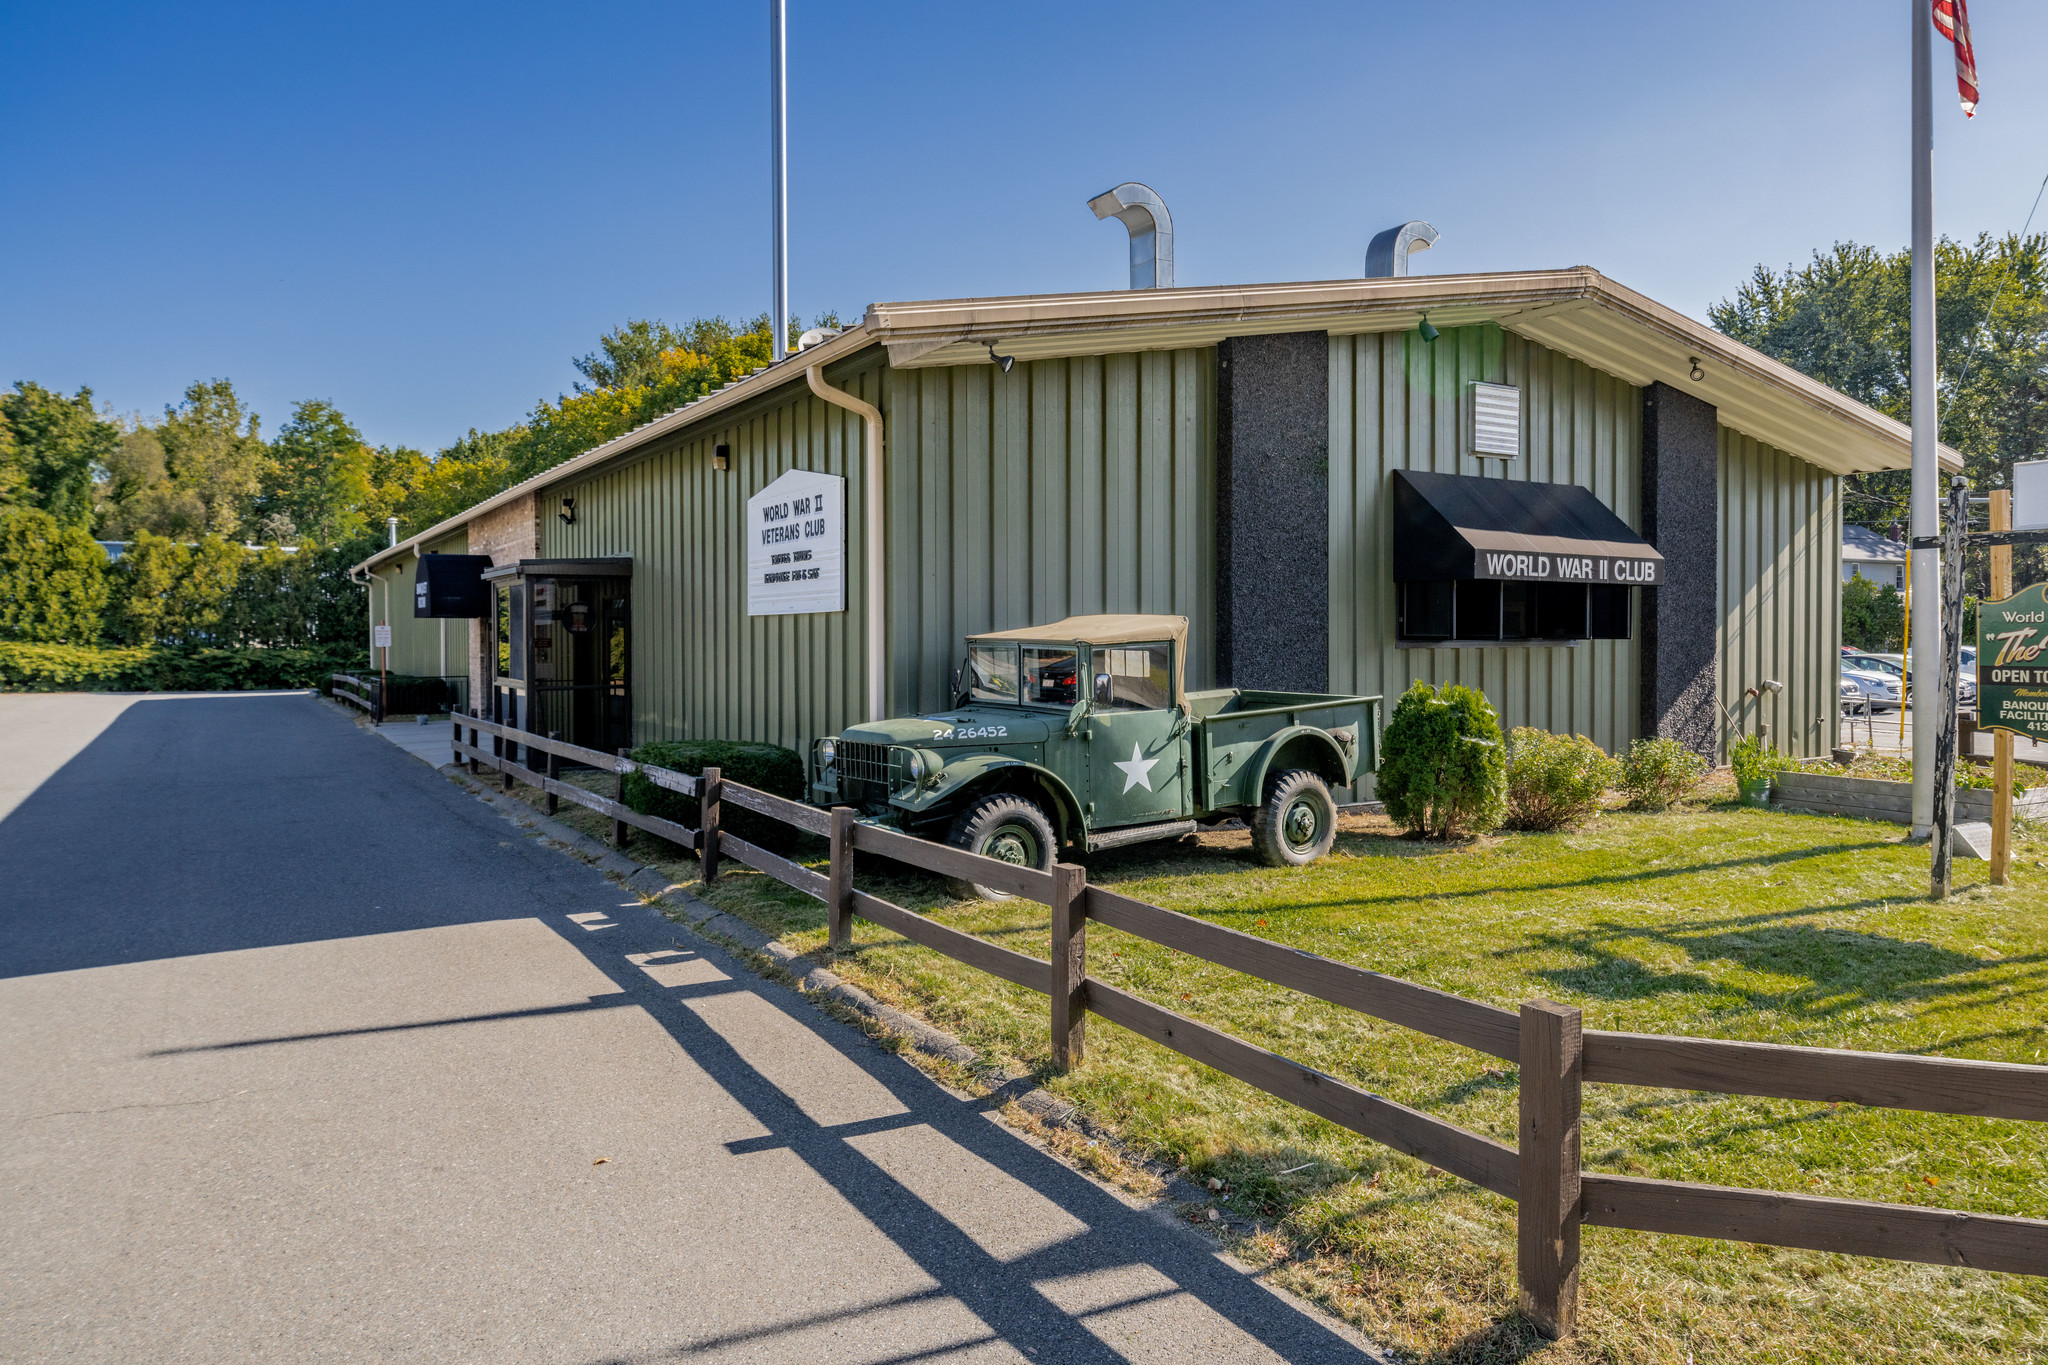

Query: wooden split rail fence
453;710;2048;1337
330;673;381;722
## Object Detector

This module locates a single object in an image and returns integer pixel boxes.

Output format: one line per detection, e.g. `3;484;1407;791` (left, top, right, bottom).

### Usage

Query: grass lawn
500;763;2048;1364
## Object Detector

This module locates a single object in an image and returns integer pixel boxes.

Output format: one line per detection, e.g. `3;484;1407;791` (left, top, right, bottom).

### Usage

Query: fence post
544;732;560;816
451;710;461;768
1049;861;1089;1070
467;707;480;777
1518;999;1583;1339
612;748;630;850
828;806;856;952
699;765;722;885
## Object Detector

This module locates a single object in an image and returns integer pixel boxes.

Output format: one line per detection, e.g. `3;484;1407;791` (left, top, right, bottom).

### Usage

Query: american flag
1932;0;1979;117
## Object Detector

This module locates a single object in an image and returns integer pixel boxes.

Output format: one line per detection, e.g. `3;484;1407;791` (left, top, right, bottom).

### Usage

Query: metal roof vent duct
1365;220;1439;277
1088;182;1174;289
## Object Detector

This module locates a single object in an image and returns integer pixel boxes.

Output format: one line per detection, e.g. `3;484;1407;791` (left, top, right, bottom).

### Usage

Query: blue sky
4;1;2044;453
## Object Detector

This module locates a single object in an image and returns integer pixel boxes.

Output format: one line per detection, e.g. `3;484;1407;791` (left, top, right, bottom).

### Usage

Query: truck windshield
1023;646;1079;705
966;642;1019;703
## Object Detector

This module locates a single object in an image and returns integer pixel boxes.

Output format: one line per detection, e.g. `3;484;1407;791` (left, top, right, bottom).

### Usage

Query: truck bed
1185;688;1380;811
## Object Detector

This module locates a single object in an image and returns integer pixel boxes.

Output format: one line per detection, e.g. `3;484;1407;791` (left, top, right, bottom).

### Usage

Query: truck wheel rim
984;825;1038;867
1283;799;1321;850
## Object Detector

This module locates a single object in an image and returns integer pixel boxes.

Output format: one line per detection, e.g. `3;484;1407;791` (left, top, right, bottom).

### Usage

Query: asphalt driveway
0;691;1379;1364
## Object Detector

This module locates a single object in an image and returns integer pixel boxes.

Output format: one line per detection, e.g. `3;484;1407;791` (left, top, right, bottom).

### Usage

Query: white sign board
746;468;846;616
373;623;392;649
2014;459;2048;531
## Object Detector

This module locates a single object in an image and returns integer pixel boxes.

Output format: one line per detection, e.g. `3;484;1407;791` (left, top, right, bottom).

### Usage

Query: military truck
808;615;1379;897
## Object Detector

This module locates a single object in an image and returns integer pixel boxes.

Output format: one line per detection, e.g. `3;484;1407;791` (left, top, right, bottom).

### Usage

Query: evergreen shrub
624;740;807;853
0;641;366;692
1375;680;1507;838
1619;738;1709;811
1504;728;1619;831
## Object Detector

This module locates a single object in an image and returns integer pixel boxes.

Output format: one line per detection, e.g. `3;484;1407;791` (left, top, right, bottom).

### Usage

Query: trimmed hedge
1376;680;1508;838
623;740;807;853
0;641;368;693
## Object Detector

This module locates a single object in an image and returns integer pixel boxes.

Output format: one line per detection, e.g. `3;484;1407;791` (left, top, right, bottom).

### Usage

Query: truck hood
838;708;1059;747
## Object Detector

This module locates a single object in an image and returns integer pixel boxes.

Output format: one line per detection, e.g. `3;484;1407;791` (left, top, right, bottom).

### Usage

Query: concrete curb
432;761;1252;1233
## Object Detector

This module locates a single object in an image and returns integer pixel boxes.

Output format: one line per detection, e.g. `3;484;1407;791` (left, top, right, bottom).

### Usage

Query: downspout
805;364;886;722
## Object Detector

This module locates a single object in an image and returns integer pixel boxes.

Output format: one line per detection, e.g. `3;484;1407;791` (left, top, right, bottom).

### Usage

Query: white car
1847;651;1975;708
1842;664;1901;713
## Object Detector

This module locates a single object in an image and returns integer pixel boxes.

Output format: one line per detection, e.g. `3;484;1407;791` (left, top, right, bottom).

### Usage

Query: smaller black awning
1390;470;1663;586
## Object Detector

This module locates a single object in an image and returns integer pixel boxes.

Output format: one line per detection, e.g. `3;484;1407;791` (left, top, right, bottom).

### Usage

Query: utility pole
1908;0;1940;838
770;0;788;364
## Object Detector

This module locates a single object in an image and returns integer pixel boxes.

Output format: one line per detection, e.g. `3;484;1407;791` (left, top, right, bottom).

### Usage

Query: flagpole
1909;0;1940;838
770;0;789;364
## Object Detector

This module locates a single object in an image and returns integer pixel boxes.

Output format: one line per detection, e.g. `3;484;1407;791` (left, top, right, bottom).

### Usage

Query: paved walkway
0;692;1379;1364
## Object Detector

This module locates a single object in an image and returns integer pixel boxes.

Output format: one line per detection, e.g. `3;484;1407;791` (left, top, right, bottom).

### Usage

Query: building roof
357;268;1959;576
1843;524;1908;563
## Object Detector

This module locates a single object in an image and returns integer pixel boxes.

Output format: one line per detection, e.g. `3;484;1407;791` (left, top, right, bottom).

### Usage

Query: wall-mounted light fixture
987;342;1014;374
558;496;576;525
713;442;731;472
1689;356;1706;382
1417;312;1440;345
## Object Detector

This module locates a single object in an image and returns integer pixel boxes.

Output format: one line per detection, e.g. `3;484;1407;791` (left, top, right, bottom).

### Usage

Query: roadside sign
1978;582;2048;742
746;468;846;616
373;623;392;649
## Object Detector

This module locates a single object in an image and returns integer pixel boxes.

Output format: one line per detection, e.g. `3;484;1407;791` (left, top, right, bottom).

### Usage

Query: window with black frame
1396;580;1632;645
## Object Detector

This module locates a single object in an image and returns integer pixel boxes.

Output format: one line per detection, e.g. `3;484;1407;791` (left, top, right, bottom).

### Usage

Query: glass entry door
527;576;630;757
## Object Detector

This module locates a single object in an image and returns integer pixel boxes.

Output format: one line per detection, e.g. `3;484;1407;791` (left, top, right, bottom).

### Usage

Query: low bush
1504;728;1618;831
0;641;367;692
1375;680;1507;838
1619;738;1710;811
624;740;807;853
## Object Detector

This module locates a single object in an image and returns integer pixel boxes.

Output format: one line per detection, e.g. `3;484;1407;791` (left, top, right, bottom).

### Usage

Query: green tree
0;382;121;528
0;506;109;642
156;379;268;538
97;425;208;539
1713;234;2048;589
108;531;185;644
1842;573;1905;651
259;399;375;545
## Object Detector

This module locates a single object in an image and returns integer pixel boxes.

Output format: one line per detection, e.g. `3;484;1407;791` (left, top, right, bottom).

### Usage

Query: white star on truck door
1114;741;1161;793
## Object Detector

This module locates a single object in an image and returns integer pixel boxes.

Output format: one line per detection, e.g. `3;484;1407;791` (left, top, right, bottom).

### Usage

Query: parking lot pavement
0;692;1382;1364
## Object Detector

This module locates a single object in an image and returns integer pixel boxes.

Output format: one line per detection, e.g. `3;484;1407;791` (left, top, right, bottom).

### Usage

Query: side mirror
1094;673;1113;704
1066;699;1091;735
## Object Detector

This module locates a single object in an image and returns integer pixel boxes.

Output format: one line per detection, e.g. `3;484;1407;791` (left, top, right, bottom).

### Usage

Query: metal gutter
355;324;876;575
804;365;886;722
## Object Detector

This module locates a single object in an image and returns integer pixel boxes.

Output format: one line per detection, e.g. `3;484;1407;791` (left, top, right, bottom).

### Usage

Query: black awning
1390;470;1663;586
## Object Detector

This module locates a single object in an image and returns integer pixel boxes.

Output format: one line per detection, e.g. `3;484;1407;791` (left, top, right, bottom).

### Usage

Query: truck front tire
945;794;1057;900
1251;769;1337;867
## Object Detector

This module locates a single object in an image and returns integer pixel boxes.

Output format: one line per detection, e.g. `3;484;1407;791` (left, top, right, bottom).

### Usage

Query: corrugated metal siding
885;350;1216;714
1330;324;1642;779
541;367;878;752
371;530;470;682
1718;429;1841;759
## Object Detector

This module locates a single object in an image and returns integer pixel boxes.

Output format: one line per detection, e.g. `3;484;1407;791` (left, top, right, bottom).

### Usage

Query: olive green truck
808;615;1380;895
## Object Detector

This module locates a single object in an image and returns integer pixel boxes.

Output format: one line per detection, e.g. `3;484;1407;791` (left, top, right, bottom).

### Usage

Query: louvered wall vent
1470;382;1521;458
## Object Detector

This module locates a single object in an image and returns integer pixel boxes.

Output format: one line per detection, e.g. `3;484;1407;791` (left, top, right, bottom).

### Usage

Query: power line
1946;164;2048;412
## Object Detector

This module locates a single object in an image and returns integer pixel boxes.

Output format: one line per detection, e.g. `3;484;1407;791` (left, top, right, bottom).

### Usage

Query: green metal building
356;268;1952;789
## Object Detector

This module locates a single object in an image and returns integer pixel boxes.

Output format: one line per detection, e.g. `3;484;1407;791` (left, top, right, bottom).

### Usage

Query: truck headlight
905;751;925;783
818;737;836;768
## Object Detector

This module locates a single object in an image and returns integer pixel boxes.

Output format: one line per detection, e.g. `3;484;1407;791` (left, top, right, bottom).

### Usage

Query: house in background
1842;524;1906;589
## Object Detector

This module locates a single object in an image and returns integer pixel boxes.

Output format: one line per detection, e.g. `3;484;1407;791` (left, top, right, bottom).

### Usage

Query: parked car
808;614;1380;893
1842;663;1900;713
1846;650;1975;708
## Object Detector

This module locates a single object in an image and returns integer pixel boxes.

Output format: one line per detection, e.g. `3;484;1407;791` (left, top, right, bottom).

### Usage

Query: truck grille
835;740;893;800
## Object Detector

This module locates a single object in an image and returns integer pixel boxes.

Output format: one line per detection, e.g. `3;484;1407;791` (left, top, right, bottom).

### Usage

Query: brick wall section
465;494;539;712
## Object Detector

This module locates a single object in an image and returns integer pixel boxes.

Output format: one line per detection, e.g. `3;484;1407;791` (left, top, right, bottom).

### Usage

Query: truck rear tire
945;794;1057;901
1251;769;1337;867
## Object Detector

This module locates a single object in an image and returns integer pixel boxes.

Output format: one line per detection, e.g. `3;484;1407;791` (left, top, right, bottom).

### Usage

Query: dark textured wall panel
1640;382;1720;755
1216;331;1330;691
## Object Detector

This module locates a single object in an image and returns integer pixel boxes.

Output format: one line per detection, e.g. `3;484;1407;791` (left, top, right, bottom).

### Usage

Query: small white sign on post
747;468;846;616
2013;458;2048;531
373;623;392;649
